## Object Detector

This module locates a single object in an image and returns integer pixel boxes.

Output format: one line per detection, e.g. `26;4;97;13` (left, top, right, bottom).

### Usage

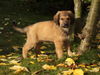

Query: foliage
0;50;100;75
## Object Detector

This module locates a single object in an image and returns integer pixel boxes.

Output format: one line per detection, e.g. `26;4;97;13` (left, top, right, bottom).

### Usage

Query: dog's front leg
67;44;73;56
54;41;63;59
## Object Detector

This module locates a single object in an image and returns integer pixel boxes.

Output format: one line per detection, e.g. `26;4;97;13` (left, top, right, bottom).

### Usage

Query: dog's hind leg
22;34;37;58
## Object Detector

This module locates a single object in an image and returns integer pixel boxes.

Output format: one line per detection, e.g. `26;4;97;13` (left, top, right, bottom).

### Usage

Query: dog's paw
68;52;79;57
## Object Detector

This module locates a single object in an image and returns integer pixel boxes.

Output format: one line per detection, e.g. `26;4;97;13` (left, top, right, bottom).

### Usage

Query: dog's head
54;11;74;28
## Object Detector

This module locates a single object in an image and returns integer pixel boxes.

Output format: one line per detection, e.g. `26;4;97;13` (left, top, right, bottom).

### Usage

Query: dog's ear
67;11;75;24
53;11;61;25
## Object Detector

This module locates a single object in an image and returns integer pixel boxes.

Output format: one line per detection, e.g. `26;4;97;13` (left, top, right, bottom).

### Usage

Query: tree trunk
74;0;82;41
78;0;100;55
74;0;82;18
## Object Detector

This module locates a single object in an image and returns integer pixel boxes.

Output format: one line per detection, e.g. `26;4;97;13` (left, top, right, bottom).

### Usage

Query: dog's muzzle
61;24;69;28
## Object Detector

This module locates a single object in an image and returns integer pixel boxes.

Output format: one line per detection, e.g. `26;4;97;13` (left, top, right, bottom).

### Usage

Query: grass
0;0;100;75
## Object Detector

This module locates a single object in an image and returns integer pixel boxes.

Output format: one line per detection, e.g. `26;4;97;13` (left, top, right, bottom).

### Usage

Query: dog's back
25;21;67;42
13;21;67;42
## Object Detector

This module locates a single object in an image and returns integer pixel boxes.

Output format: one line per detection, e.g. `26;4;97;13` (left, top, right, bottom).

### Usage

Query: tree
74;0;82;18
74;0;82;41
77;0;100;55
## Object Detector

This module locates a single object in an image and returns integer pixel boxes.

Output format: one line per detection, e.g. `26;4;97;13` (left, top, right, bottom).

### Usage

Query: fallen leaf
89;67;100;72
40;46;47;49
78;64;85;68
73;69;84;75
37;54;49;62
40;51;46;54
37;58;44;62
30;55;35;59
30;61;35;64
90;64;97;67
57;63;67;67
9;60;20;65
7;53;15;57
62;69;73;75
42;64;57;70
65;58;75;66
9;65;29;73
0;55;6;58
0;63;8;66
0;58;7;61
8;56;18;59
86;66;91;68
84;68;89;72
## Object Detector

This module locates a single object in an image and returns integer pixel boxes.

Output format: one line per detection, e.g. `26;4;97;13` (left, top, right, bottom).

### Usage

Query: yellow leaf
90;64;97;67
57;63;66;67
37;58;44;62
84;68;89;72
40;46;47;49
9;60;20;65
65;58;75;66
49;66;57;70
8;56;18;59
7;53;15;56
86;66;91;68
73;69;84;75
89;67;100;72
30;61;35;64
0;55;6;58
38;54;48;57
37;54;49;62
41;51;45;54
42;64;57;70
30;55;35;59
62;69;73;75
42;64;50;69
0;58;7;61
0;63;8;66
9;65;29;73
78;64;85;68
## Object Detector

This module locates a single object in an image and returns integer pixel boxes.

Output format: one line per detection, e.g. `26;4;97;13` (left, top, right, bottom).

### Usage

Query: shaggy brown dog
13;10;74;59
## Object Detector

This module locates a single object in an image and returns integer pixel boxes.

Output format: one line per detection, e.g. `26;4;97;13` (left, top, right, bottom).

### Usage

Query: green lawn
0;0;100;75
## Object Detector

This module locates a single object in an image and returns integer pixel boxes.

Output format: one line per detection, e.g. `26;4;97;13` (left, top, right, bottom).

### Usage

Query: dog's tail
13;22;26;33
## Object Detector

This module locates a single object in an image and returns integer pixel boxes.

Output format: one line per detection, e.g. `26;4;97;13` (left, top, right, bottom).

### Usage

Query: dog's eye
60;18;64;20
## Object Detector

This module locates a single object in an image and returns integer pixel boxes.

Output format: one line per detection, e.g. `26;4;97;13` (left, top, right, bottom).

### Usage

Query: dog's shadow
31;41;55;55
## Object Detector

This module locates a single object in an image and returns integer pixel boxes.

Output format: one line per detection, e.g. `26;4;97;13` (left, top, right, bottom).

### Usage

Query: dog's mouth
60;24;69;28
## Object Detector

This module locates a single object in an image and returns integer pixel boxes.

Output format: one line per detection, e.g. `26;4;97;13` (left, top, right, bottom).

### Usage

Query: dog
13;10;74;59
